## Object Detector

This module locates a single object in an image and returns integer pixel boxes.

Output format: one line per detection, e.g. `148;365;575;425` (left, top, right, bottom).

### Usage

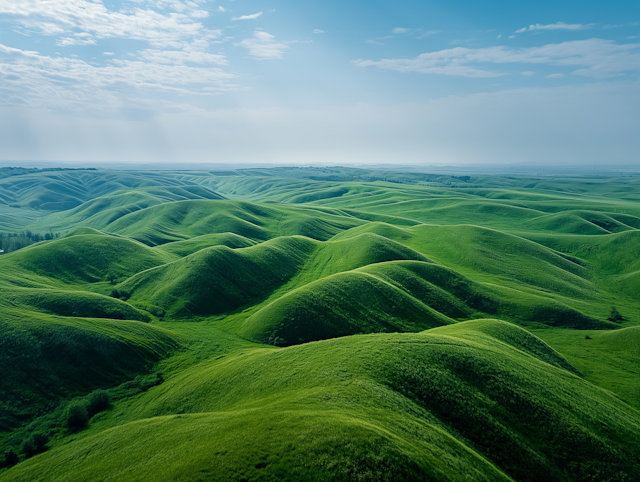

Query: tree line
0;231;60;253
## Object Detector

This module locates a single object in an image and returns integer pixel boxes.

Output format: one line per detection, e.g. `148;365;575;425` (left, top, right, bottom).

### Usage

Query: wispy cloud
416;30;440;39
313;29;325;34
217;6;226;13
58;33;96;46
515;22;592;34
238;31;288;59
393;28;409;34
232;12;263;21
354;39;640;78
0;43;237;112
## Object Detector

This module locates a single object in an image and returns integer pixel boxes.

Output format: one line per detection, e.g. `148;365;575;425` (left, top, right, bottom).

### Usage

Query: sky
0;0;639;166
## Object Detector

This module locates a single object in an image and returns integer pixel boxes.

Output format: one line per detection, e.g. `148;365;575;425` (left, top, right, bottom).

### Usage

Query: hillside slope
3;320;639;482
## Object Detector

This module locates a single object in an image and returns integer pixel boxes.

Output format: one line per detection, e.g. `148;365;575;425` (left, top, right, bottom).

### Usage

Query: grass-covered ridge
1;167;640;480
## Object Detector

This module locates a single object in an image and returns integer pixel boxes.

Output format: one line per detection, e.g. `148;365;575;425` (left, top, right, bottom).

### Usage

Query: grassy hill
4;320;640;482
1;167;640;480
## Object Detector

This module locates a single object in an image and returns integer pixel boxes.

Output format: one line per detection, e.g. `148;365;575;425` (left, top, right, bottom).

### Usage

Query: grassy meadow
1;166;639;481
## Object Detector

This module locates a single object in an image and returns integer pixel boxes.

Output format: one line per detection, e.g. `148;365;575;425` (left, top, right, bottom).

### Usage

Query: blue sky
0;0;639;166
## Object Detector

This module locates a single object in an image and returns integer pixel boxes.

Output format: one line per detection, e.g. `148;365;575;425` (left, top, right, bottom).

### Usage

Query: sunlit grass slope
4;320;640;482
0;233;171;287
534;325;640;409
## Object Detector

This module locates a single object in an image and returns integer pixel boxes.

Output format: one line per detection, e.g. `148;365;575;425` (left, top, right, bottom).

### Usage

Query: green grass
2;167;640;480
0;301;181;435
4;320;640;482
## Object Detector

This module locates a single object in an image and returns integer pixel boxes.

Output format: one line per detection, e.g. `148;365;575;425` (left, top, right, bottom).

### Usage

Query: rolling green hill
4;320;640;482
1;166;640;480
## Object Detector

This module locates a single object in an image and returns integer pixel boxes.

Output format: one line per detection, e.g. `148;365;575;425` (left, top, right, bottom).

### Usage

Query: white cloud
415;30;440;39
522;71;535;76
103;52;114;56
232;11;262;21
354;39;640;78
0;0;217;48
497;34;502;39
393;28;409;34
238;30;288;59
0;43;237;113
515;22;592;34
137;47;227;65
58;35;96;46
313;29;325;34
217;6;226;13
546;73;564;78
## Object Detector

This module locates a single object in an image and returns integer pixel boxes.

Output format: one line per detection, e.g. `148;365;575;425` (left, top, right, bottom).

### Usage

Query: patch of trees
0;231;60;253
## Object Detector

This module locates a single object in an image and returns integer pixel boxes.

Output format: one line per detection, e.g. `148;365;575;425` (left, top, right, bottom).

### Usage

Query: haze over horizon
0;0;638;166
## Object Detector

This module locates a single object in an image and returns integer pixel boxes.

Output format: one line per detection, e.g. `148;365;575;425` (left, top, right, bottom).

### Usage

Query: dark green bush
1;449;18;468
20;432;48;458
86;389;110;417
109;289;130;300
138;372;164;392
608;306;624;323
148;305;165;318
64;400;88;431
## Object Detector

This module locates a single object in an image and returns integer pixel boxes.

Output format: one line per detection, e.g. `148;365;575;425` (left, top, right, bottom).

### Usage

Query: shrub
64;400;89;431
20;432;49;458
110;289;130;301
1;450;18;468
608;306;624;323
138;372;164;392
86;389;110;417
148;305;165;318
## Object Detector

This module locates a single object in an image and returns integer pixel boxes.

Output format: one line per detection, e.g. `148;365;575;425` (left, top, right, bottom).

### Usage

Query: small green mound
527;303;611;329
292;233;430;286
3;234;169;285
331;221;415;241
359;261;492;318
61;227;106;238
121;237;318;317
240;270;453;346
430;319;578;374
6;289;150;322
154;232;256;257
523;213;610;235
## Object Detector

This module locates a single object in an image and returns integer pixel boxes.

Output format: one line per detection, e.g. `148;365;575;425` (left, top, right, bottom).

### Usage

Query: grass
4;320;640;482
2;167;640;480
